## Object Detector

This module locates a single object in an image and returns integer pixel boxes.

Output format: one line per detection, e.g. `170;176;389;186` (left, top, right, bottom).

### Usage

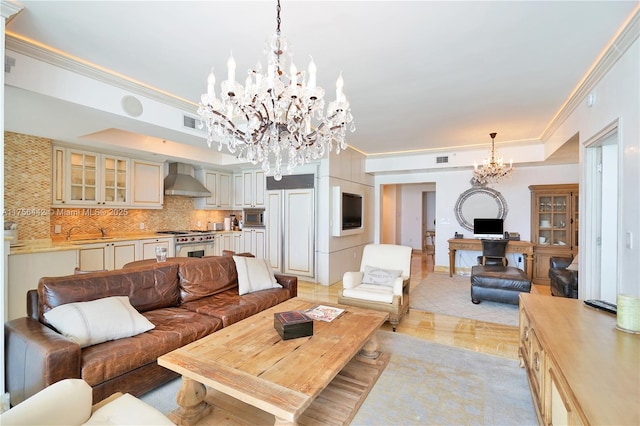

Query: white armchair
0;379;173;425
338;244;412;331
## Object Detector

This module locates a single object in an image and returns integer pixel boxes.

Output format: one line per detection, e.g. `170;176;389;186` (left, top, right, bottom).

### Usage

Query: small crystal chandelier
197;0;355;180
471;132;513;186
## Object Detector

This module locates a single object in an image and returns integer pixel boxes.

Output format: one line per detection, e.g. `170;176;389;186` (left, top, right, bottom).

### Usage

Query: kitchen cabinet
78;240;138;271
52;147;130;206
233;174;244;209
235;169;265;208
102;155;129;205
529;184;578;284
7;250;78;320
242;228;266;258
194;169;232;209
131;159;164;208
214;232;242;256
52;146;66;204
266;188;315;277
139;237;173;260
52;145;163;209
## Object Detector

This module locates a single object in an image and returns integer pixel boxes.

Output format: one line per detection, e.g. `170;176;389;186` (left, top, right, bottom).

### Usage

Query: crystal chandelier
197;0;355;180
471;132;513;186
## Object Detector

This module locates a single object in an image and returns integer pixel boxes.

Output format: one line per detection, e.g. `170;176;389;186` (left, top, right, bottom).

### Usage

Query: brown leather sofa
4;255;297;406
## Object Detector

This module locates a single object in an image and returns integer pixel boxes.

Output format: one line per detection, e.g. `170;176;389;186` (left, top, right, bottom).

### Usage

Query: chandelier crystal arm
470;132;514;186
197;0;354;180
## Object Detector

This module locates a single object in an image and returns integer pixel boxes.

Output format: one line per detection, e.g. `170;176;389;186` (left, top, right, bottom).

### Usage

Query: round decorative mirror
454;187;508;231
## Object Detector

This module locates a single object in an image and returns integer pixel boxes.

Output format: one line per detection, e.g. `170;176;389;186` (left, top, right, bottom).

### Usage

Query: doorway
422;190;436;256
584;125;619;302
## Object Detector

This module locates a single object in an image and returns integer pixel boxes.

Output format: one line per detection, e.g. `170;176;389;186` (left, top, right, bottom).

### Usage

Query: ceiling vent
436;155;449;164
183;115;205;133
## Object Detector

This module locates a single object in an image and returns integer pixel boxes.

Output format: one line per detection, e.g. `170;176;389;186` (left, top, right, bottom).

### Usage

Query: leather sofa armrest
5;317;82;406
27;289;40;321
275;274;298;298
550;256;573;269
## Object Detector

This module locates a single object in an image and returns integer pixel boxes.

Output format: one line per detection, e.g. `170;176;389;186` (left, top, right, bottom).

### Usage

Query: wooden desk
448;238;534;279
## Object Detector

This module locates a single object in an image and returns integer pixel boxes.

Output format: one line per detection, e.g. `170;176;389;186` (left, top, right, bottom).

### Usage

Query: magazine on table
304;305;345;322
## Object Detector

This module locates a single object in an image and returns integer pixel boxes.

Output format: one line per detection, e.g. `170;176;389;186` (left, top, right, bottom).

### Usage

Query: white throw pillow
567;255;579;271
43;296;155;348
233;256;282;295
361;265;403;287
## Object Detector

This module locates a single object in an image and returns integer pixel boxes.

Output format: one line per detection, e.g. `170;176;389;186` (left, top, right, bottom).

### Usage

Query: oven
157;230;216;258
243;208;265;227
175;242;215;258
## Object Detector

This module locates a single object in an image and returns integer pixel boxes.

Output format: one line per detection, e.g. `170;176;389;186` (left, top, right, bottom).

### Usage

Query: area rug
410;272;520;326
351;331;536;425
141;331;535;425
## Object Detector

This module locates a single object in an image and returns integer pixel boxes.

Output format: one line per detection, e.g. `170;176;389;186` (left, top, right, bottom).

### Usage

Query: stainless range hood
163;162;211;197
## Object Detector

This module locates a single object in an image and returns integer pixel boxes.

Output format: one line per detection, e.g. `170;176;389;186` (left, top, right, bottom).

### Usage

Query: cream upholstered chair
0;379;173;425
338;244;412;331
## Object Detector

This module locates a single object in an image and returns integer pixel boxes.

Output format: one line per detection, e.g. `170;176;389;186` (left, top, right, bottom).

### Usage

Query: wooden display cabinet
529;184;578;284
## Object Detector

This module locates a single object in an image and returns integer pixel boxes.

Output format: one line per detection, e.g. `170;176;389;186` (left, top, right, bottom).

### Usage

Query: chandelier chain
276;0;281;35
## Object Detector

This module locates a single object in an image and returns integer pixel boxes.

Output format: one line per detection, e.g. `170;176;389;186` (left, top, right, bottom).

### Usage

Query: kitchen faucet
98;226;107;237
66;226;80;241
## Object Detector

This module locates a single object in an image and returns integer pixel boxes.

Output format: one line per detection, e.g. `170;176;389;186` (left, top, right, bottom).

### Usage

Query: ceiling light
471;132;513;186
197;0;355;180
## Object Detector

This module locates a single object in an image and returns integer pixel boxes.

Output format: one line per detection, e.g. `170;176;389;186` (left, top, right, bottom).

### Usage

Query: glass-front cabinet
529;184;579;284
102;155;129;204
69;150;99;204
53;146;131;206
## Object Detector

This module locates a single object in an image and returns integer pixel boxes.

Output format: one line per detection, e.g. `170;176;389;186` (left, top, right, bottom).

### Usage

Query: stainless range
157;230;216;258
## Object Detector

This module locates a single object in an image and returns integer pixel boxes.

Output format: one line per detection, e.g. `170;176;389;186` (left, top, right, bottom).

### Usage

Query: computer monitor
473;218;504;239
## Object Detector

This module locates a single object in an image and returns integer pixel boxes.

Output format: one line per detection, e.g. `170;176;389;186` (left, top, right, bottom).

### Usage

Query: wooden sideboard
447;238;534;279
519;294;639;425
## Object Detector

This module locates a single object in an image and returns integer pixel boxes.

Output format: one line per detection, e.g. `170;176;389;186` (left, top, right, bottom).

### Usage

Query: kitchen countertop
9;230;244;255
9;233;171;255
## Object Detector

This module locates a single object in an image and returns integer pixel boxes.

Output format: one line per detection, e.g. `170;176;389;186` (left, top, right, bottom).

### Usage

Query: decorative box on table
274;311;313;340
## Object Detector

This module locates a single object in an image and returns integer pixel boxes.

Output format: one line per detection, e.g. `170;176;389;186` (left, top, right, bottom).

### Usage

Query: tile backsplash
4;131;240;241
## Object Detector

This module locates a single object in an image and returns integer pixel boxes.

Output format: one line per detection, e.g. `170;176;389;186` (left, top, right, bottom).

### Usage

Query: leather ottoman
470;265;531;305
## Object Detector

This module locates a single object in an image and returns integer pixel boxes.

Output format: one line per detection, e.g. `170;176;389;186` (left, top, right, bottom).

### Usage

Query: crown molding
5;34;197;114
541;7;640;142
1;0;23;21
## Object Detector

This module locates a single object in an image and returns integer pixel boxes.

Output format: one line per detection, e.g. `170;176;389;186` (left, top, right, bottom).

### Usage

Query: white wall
381;185;397;244
374;164;579;272
547;36;639;298
316;148;374;285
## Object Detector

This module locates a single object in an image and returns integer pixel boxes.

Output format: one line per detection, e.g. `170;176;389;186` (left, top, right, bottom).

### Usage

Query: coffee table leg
358;333;381;360
168;377;213;426
274;416;298;426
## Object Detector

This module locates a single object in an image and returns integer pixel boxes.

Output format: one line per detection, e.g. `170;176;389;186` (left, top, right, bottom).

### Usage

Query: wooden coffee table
158;298;388;426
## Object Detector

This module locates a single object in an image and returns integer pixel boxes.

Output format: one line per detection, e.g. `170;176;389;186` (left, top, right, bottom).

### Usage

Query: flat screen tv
342;192;363;230
473;218;504;239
